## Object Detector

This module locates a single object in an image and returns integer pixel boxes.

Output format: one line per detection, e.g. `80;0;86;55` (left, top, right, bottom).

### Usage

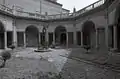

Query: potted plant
0;50;11;68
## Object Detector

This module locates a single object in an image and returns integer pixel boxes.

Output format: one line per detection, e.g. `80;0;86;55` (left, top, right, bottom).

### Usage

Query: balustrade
0;0;105;20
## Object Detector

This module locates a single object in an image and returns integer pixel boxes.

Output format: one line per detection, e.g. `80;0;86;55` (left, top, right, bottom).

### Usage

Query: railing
75;0;105;17
0;0;105;20
46;0;105;19
0;4;13;14
46;13;74;19
15;10;47;20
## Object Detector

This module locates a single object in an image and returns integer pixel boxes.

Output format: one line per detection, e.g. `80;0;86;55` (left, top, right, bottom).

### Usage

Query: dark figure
83;45;91;53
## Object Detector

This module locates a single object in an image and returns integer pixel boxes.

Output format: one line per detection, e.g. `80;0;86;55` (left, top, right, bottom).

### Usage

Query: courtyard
0;47;120;79
0;0;119;78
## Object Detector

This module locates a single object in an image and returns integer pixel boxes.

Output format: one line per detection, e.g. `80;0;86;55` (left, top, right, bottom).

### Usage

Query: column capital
113;25;117;27
43;23;49;29
96;28;99;30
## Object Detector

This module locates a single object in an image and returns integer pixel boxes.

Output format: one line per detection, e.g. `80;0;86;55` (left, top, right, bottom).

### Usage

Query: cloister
0;0;119;51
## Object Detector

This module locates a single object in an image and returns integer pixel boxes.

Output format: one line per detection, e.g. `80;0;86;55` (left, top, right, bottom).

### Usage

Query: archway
82;21;96;47
54;26;67;45
25;26;39;47
0;22;5;49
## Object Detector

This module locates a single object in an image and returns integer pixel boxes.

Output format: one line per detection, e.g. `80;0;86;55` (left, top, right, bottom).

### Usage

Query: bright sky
58;0;99;12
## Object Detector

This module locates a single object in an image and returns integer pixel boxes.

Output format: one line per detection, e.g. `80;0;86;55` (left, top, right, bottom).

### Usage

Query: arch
54;26;67;45
115;4;120;24
82;20;96;47
82;20;95;33
0;21;5;32
0;21;5;49
25;25;39;47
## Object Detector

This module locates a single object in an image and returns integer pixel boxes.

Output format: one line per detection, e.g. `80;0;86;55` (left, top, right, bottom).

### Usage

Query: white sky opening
57;0;99;12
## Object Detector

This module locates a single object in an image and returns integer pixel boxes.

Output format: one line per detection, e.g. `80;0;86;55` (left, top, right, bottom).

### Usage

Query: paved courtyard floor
0;47;120;79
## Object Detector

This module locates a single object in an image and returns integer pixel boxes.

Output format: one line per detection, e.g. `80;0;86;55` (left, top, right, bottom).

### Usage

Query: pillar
96;29;98;48
73;24;77;45
113;25;117;49
66;32;68;48
4;31;7;49
105;26;108;48
38;32;41;47
46;29;49;44
53;32;55;44
23;32;26;47
81;31;83;46
74;31;77;45
13;24;17;47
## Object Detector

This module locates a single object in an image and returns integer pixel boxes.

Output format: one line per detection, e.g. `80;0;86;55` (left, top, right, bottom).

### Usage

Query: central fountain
34;24;52;52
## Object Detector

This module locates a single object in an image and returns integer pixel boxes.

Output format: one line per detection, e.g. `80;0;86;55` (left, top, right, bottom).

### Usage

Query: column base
23;44;26;48
95;46;100;50
109;48;118;52
4;47;11;50
80;45;83;48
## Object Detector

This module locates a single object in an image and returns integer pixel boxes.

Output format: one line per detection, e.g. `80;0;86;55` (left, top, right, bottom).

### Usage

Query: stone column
74;31;77;45
96;29;98;48
66;32;69;48
81;31;83;46
113;25;117;49
12;17;17;47
23;32;26;47
38;32;41;46
4;31;7;49
13;25;17;47
105;26;108;48
73;24;77;45
46;29;49;44
53;32;55;44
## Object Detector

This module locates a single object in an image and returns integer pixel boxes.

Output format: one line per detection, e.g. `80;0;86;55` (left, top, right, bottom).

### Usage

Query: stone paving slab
60;58;119;79
13;48;71;72
0;57;58;79
0;47;120;79
68;48;120;68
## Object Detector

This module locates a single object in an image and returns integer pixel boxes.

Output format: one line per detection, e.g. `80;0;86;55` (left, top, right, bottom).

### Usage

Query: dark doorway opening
25;26;39;47
17;32;24;47
60;33;66;45
82;21;95;46
77;31;81;45
0;32;4;49
83;32;90;45
54;26;67;45
117;19;120;49
49;33;53;46
7;31;13;47
0;22;5;49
